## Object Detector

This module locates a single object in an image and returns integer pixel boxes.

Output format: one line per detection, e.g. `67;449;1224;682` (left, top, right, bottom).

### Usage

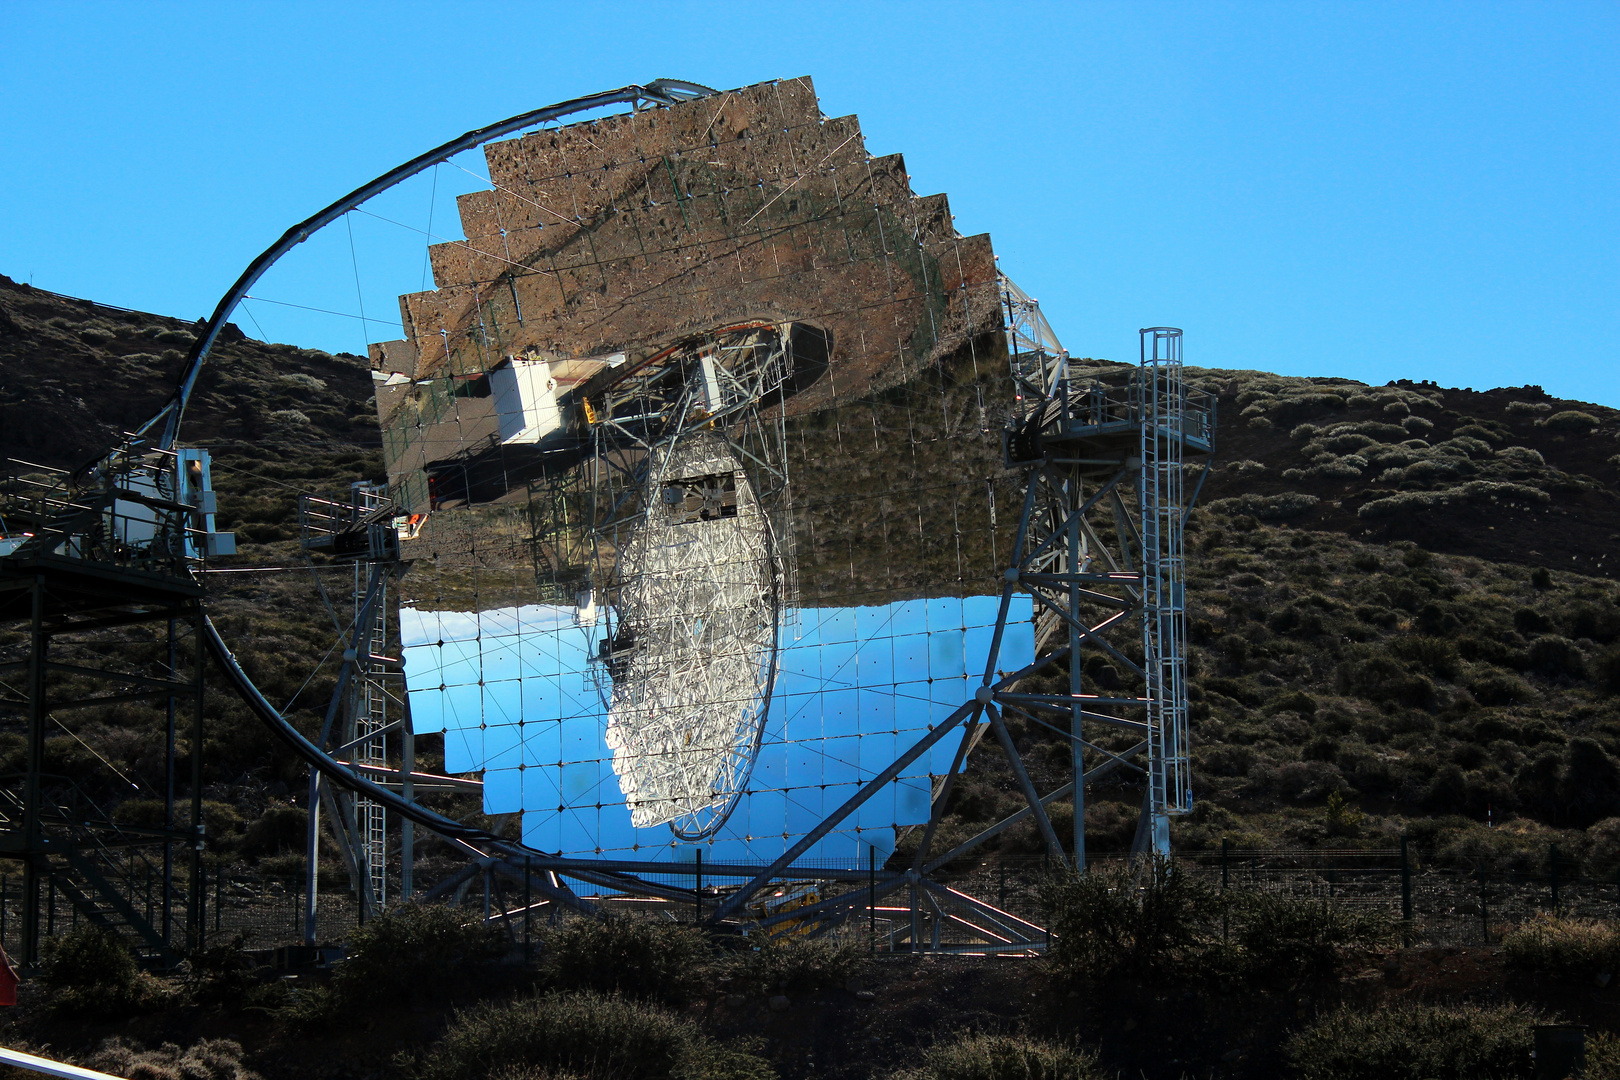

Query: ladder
351;485;389;908
1139;328;1192;858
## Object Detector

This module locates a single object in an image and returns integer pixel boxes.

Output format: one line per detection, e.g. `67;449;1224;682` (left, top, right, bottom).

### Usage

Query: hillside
924;360;1620;865
9;272;1620;1080
5;271;1620;873
0;273;443;871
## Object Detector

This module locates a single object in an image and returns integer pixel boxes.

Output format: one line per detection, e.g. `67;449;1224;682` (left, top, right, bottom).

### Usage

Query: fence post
1479;866;1489;945
868;845;876;955
1221;838;1231;945
523;855;532;963
1550;843;1560;914
694;848;703;925
1400;836;1413;944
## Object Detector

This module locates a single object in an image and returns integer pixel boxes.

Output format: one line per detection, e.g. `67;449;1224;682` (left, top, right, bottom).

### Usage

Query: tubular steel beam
922;742;1147;876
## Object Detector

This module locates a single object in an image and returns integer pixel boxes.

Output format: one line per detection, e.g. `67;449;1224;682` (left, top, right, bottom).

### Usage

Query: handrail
0;1046;127;1080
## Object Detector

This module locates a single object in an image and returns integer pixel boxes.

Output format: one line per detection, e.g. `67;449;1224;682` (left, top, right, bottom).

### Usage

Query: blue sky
2;2;1615;405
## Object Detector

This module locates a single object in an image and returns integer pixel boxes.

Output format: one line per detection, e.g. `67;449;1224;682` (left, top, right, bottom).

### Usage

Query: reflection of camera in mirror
663;471;740;526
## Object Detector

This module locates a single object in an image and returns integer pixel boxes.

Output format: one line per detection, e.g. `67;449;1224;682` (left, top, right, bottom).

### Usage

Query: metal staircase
0;774;183;964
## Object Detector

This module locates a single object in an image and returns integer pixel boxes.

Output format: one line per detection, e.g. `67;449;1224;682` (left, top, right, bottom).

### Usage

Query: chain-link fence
9;844;1614;962
0;866;363;961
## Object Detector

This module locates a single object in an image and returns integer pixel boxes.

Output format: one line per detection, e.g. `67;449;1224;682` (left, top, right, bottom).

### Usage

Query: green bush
1543;410;1600;432
1597;646;1620;695
1206;493;1319;520
43;925;137;991
729;932;864;996
1038;859;1217;982
186;936;266;1010
889;1033;1105;1080
420;991;774;1080
539;914;714;1007
1286;1002;1538;1079
1228;892;1393;980
238;805;307;861
41;926;171;1017
1502;913;1620;979
1337;656;1436;708
333;903;508;1006
1588;1031;1620;1080
1471;672;1534;706
1527;635;1584;678
1389;636;1459;679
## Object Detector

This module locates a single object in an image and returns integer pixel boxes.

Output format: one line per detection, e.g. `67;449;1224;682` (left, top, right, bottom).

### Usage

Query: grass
889;1034;1106;1080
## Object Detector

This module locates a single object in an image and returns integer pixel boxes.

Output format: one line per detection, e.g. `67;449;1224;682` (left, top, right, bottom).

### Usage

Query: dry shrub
1503;913;1620;979
420;991;773;1080
1286;1002;1538;1080
86;1038;258;1080
889;1033;1105;1080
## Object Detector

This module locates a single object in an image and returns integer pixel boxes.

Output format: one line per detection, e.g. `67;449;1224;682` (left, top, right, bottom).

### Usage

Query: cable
240;294;400;329
345;214;370;355
237;298;272;343
420;164;438;293
0;677;150;794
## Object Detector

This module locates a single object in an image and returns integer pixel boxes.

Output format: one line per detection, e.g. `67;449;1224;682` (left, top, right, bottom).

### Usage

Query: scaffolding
998;297;1214;864
0;439;229;967
299;483;406;925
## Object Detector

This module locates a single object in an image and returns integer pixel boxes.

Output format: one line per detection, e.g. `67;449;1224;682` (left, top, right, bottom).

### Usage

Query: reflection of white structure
604;433;778;836
489;357;561;444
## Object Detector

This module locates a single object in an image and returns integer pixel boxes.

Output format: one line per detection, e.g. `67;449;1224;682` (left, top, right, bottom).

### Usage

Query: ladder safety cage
1138;328;1194;839
995;297;1214;865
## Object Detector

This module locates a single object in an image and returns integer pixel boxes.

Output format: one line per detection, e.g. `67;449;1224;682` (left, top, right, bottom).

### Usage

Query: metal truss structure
698;289;1216;941
0;438;223;968
297;484;410;926
583;324;799;839
1000;314;1214;866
